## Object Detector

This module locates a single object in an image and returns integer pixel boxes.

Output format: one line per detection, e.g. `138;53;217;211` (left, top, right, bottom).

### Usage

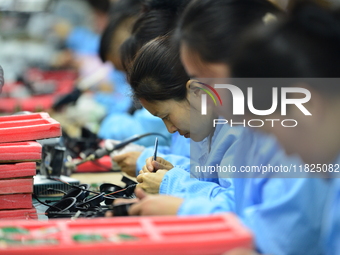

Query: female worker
126;0;329;254
101;0;192;178
229;1;340;254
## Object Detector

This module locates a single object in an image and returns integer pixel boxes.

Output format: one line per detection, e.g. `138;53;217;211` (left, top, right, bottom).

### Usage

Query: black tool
153;137;158;161
67;133;167;168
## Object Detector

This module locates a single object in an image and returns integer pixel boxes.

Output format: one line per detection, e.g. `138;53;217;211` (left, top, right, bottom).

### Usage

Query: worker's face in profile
139;90;217;142
108;17;137;72
180;43;340;164
180;43;242;119
180;43;230;79
180;42;234;119
263;87;340;165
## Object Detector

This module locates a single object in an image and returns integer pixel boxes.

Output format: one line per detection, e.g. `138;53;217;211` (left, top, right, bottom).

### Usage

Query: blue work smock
322;155;340;255
163;125;328;255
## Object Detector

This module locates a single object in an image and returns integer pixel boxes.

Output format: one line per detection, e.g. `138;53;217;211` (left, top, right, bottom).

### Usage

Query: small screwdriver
153;137;158;161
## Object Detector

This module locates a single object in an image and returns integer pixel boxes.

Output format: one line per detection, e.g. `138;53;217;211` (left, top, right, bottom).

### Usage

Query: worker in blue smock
226;1;340;254
124;35;328;255
125;1;330;255
134;0;284;196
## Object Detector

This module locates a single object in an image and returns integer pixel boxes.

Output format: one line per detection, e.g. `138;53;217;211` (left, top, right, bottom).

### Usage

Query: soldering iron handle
93;136;140;159
111;136;140;151
91;133;162;161
93;148;109;159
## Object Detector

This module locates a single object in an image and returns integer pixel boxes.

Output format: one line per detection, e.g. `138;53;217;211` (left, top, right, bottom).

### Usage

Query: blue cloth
66;27;99;55
98;108;171;147
94;69;132;114
136;132;190;174
322;155;340;255
163;126;328;255
159;124;236;201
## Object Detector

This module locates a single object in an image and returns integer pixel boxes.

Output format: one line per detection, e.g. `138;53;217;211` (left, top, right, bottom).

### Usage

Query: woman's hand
113;151;142;177
128;188;183;216
222;249;257;255
142;156;174;173
136;170;168;194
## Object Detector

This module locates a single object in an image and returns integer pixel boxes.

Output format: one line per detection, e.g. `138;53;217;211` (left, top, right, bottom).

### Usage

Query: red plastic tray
0;208;37;220
0;193;32;210
0;142;42;163
0;162;36;179
0;80;74;113
0;96;56;113
0;178;33;195
0;214;252;255
0;113;61;143
26;68;77;82
75;156;113;173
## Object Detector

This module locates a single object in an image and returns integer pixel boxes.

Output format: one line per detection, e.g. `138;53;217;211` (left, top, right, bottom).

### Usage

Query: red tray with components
0;208;37;220
75;155;113;173
0;142;42;163
0;162;36;179
0;79;74;113
0;113;61;143
0;96;56;113
25;68;77;82
0;214;252;255
0;193;32;210
0;178;33;195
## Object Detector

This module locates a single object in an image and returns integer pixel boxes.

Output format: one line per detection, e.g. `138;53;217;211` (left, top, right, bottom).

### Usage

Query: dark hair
129;36;189;102
231;1;340;78
87;0;111;14
175;0;282;64
120;0;191;71
99;0;142;63
230;1;340;111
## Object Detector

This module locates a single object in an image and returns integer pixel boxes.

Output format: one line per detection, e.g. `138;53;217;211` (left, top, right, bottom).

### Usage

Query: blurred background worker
98;0;191;177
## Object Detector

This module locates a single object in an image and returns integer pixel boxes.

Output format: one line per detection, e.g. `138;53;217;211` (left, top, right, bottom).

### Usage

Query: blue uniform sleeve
228;130;330;255
177;178;235;215
160;166;234;205
177;128;329;255
241;178;329;255
178;195;235;215
322;165;340;255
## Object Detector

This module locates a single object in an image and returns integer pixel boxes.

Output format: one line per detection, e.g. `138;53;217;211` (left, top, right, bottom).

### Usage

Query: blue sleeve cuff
159;167;189;196
178;197;233;216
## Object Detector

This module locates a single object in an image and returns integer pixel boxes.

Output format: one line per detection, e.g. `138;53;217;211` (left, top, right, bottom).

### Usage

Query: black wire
46;188;67;194
50;178;136;200
50;178;101;196
32;194;62;211
137;132;169;145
